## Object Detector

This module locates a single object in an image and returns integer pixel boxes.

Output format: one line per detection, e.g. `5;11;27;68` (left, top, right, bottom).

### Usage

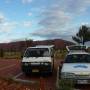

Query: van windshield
65;54;90;63
24;48;50;57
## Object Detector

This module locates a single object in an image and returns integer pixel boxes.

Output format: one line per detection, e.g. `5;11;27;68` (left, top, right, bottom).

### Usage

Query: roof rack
66;45;87;52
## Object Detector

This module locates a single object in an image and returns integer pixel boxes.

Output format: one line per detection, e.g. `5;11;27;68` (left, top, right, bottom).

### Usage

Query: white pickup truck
21;45;54;75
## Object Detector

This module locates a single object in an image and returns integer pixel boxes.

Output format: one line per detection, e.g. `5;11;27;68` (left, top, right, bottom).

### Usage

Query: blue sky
0;0;90;43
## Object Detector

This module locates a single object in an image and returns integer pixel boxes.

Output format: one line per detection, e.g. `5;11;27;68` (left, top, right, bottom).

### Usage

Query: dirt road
0;59;59;90
0;59;89;90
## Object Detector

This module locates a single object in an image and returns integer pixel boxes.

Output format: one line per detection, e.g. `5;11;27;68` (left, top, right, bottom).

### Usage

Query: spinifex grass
57;79;74;90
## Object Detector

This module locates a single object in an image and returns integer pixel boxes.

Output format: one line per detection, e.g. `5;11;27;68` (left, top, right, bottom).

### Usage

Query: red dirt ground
0;59;89;90
0;59;61;90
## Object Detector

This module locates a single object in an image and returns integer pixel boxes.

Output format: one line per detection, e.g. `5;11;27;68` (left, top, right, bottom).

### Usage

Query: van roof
66;45;87;52
68;50;89;55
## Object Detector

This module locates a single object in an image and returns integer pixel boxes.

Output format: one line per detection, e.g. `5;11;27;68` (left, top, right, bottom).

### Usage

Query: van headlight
61;72;75;79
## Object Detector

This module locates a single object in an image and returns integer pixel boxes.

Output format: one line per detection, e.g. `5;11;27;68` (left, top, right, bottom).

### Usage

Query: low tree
72;25;90;45
72;36;81;44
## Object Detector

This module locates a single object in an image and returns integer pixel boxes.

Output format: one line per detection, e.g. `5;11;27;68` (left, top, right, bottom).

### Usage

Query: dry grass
57;79;74;90
54;50;67;59
3;52;21;59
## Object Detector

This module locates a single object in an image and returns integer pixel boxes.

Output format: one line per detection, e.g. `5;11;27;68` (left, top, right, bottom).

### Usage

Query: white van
21;45;54;75
56;45;90;88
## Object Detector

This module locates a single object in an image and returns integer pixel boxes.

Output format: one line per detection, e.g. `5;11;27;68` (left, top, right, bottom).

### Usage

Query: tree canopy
72;25;90;45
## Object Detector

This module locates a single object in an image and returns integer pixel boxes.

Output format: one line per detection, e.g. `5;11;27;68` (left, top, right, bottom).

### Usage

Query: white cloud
52;0;90;13
22;0;32;4
5;0;11;4
0;37;11;43
31;8;73;40
0;39;9;43
0;22;17;33
40;10;72;28
31;0;90;41
0;12;17;33
0;13;5;23
31;26;78;41
23;21;32;28
28;12;32;16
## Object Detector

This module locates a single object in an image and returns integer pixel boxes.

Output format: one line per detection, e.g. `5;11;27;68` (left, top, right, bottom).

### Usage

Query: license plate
77;80;88;84
32;69;39;72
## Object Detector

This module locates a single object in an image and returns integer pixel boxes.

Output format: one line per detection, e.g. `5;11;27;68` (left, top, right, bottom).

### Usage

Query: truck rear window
65;54;90;63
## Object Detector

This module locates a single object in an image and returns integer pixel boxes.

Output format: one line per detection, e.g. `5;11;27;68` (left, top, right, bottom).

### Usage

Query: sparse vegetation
54;50;67;59
57;79;74;90
3;52;21;59
0;49;68;59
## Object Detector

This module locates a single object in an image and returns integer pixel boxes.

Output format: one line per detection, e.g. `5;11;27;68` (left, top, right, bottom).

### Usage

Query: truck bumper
21;63;52;74
60;78;90;84
74;79;90;84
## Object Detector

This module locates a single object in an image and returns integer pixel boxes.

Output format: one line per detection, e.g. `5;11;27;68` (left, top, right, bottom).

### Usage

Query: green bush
57;79;74;90
54;50;67;59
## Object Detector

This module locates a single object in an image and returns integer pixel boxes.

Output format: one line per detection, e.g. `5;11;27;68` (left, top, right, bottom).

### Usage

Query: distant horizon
0;38;74;43
0;37;90;47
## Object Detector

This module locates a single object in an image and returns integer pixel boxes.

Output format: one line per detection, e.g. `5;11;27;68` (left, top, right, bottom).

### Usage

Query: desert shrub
57;79;74;90
3;52;21;59
54;50;67;59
